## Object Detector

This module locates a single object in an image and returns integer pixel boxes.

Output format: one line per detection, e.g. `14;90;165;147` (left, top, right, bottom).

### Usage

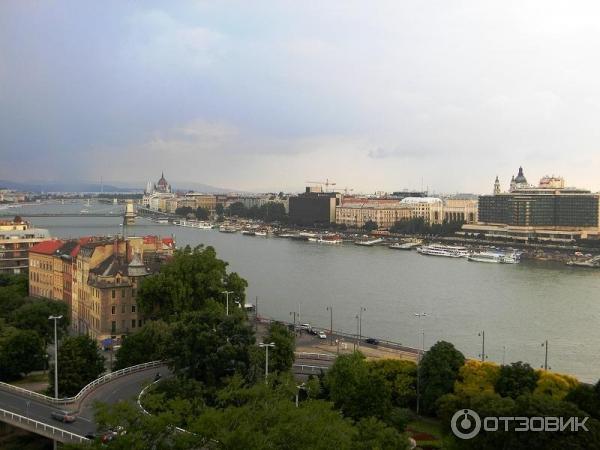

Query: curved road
0;365;170;441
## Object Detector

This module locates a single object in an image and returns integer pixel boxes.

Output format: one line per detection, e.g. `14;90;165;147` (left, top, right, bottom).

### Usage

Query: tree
368;359;416;408
215;203;224;216
114;320;171;370
174;206;194;217
227;202;247;217
534;370;579;400
419;341;465;415
195;207;210;220
353;417;410;450
324;352;392;420
137;245;248;321
0;274;28;320
166;304;255;385
454;360;500;399
10;298;69;346
495;361;539;399
363;220;378;232
265;322;295;374
49;335;105;397
0;326;45;381
565;382;600;420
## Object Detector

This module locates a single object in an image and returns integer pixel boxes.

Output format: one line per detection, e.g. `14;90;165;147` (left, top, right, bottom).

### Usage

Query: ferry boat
417;244;469;258
467;251;519;264
318;234;343;245
389;241;421;250
354;237;384;247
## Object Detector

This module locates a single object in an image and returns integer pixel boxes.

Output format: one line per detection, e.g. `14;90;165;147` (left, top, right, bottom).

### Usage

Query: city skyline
3;2;600;192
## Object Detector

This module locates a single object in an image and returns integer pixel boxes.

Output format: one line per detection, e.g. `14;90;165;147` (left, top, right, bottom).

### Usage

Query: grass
407;417;447;449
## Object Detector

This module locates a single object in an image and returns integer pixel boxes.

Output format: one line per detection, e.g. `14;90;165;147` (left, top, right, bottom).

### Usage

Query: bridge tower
123;200;136;226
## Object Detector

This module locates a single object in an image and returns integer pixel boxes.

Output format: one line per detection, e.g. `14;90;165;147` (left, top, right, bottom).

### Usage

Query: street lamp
48;315;63;400
478;331;487;362
414;312;428;416
290;311;297;334
355;306;366;348
295;382;307;407
326;306;334;346
221;290;234;316
259;342;275;383
541;340;550;370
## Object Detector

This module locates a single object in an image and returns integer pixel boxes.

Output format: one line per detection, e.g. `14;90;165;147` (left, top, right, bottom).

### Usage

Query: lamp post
290;311;297;334
259;342;275;383
48;314;62;450
478;331;487;362
221;290;234;316
355;306;366;348
295;382;306;407
414;312;428;416
541;340;549;370
326;306;333;346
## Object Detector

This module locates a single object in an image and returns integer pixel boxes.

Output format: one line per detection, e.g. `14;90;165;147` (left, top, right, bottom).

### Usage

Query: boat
566;255;600;268
219;226;238;233
467;250;520;264
156;218;169;224
389;241;421;250
318;234;343;244
354;238;384;247
417;244;469;258
241;230;256;236
254;230;267;236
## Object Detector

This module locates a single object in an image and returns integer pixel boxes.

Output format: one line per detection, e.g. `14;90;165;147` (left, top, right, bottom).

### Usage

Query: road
0;365;169;441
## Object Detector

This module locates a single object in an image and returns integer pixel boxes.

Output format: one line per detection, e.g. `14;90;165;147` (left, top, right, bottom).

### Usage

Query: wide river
6;201;600;382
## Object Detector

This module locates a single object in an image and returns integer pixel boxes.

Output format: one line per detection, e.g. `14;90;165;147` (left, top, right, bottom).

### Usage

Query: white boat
354;238;384;246
254;230;267;236
219;226;238;233
318;234;343;244
241;230;255;236
389;241;421;250
417;244;469;258
156;218;169;224
468;251;520;264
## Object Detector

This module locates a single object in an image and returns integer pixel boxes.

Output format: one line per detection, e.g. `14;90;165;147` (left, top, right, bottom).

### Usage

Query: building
29;235;175;341
443;199;478;223
289;186;341;226
142;173;175;211
336;202;411;229
0;217;52;275
463;168;600;242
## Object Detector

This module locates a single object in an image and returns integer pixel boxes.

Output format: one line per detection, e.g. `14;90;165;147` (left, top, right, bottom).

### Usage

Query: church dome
514;166;527;184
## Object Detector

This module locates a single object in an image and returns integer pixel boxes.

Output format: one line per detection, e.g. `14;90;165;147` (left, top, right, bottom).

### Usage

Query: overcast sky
2;1;600;194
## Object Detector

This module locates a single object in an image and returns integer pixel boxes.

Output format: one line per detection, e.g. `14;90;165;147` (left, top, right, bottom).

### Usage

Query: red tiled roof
29;240;64;255
143;236;157;244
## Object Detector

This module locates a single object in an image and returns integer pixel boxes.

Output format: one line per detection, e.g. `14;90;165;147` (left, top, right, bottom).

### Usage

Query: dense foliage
264;321;295;374
49;334;105;397
114;320;171;370
389;217;464;236
226;201;287;222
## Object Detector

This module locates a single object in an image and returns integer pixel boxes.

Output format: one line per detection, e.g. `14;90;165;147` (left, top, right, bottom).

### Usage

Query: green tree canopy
166;303;255;385
368;359;416;408
420;341;465;415
195;207;210;220
49;335;105;397
114;320;171;370
495;361;539;399
324;352;392;421
10;298;69;346
264;322;295;374
137;245;248;321
0;325;45;381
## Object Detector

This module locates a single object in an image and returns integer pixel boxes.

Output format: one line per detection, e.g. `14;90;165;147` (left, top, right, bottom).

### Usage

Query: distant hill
0;179;235;194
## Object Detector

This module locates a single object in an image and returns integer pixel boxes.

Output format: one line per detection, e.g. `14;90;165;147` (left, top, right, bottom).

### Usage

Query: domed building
509;166;530;192
142;172;175;210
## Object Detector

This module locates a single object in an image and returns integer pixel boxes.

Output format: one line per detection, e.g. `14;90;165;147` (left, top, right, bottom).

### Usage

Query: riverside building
29;235;174;341
462;167;600;242
289;186;341;226
0;216;52;275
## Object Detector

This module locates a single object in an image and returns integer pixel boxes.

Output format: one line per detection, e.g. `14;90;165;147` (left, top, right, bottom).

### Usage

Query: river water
6;201;600;382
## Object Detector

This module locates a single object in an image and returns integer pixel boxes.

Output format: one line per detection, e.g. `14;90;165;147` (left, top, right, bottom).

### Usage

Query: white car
318;331;327;339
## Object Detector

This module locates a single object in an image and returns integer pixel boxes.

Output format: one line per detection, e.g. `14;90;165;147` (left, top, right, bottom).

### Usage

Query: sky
2;1;600;194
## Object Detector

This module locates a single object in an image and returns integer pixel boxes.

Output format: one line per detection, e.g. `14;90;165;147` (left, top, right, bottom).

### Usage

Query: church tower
494;176;501;195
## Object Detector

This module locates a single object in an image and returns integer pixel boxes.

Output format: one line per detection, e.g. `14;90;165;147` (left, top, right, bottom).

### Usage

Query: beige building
336;202;411;229
443;199;478;223
0;217;52;275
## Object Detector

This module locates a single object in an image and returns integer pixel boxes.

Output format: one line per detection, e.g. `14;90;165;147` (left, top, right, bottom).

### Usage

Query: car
299;323;312;332
364;337;380;345
318;331;327;339
51;411;76;423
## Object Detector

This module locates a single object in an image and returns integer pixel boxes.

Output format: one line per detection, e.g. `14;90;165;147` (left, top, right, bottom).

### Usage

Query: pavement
0;365;169;438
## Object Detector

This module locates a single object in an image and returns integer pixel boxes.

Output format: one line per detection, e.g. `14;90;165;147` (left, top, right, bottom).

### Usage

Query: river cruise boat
467;250;519;264
389;241;421;250
241;230;255;236
354;237;384;247
219;225;238;233
417;244;469;258
318;234;343;244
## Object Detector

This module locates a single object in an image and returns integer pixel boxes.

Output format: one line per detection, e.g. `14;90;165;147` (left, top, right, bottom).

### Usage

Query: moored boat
417;244;469;258
467;250;519;264
354;238;384;247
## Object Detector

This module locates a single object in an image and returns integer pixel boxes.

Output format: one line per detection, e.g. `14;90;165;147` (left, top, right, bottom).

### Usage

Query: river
6;200;600;382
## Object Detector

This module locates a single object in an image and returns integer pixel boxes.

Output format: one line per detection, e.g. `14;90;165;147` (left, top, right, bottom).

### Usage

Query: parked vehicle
364;337;380;345
51;411;76;423
299;323;312;332
318;331;327;339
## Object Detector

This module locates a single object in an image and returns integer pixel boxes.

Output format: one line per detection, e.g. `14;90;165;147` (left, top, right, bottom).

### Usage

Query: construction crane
305;178;337;192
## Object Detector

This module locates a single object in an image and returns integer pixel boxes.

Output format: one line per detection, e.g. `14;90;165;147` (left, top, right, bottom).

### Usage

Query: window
121;304;125;314
111;290;115;299
111;321;116;333
131;319;136;328
131;305;136;313
121;290;125;298
111;305;116;315
138;319;142;327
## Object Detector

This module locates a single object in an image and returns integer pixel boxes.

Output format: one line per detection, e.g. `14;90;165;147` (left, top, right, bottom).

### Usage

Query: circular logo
451;409;481;440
